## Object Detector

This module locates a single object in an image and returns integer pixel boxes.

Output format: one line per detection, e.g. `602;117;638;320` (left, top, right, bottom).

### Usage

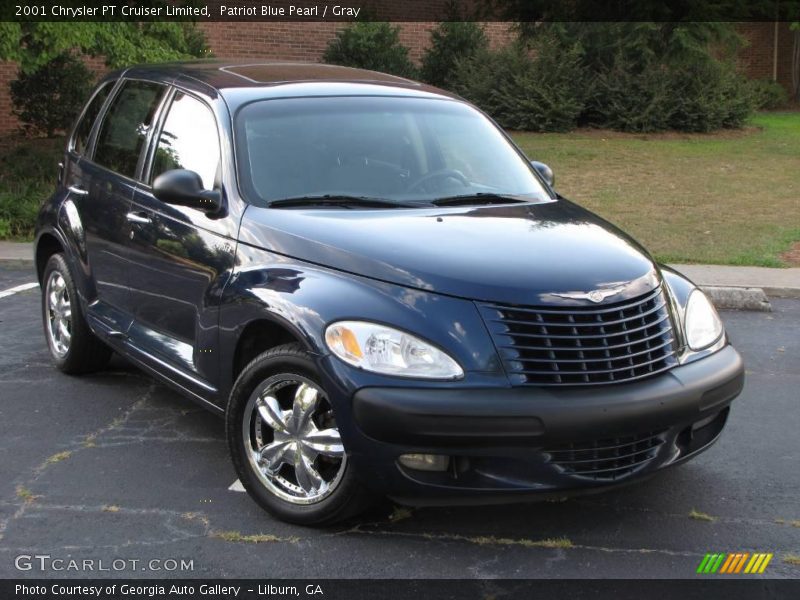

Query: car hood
239;199;662;305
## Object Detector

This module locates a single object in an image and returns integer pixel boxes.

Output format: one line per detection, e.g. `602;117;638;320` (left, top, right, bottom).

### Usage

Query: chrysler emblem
553;284;627;303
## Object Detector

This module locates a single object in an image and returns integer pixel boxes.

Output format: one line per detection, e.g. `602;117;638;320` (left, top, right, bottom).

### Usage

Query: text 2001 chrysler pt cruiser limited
35;61;744;524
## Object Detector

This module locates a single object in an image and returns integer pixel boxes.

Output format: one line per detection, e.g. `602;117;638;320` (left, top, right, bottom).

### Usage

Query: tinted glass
94;80;165;179
234;97;550;206
72;81;113;155
151;93;220;190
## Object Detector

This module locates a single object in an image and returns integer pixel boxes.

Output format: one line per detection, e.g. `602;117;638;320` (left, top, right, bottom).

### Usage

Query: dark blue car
34;61;744;524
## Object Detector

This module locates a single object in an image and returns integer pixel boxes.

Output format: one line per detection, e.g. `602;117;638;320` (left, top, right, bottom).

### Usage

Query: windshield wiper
269;195;416;209
430;193;531;207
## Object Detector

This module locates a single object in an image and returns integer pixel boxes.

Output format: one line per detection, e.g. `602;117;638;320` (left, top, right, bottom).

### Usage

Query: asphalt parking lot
0;261;798;579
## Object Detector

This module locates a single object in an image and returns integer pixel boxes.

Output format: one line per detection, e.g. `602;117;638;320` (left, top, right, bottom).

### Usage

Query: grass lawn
512;112;800;267
1;113;799;266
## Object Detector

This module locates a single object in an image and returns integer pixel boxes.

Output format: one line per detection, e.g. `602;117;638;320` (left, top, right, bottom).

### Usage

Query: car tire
41;253;112;374
226;343;373;525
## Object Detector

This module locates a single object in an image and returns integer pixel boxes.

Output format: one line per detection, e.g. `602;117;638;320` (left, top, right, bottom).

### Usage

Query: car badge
553;284;627;303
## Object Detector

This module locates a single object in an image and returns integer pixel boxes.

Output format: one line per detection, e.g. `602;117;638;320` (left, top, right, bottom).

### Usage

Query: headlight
684;290;724;350
324;321;463;379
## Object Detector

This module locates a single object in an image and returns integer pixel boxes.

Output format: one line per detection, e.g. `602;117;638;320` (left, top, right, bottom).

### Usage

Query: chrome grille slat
514;351;676;376
497;330;673;353
488;312;671;340
478;287;678;386
487;299;667;328
503;338;675;364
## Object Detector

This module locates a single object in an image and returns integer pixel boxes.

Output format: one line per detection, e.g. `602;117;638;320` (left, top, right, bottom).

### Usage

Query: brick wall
0;61;17;136
198;21;515;64
0;22;792;136
737;21;795;91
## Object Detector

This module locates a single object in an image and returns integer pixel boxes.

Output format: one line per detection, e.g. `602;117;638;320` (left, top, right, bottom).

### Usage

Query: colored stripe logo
697;552;773;574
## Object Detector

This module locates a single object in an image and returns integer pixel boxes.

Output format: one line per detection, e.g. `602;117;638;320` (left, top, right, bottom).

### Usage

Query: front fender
218;242;507;401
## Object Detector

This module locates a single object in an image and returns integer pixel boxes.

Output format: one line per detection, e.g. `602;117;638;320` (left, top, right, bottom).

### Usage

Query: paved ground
0;262;798;579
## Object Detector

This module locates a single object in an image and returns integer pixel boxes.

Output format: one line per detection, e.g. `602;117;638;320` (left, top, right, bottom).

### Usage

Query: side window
71;81;113;155
94;80;166;179
151;92;221;190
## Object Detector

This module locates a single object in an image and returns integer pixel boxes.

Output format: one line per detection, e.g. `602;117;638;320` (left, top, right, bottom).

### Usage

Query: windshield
234;96;552;207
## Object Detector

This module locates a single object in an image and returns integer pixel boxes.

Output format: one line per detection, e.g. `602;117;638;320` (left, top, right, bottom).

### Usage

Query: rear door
76;79;169;334
61;80;125;329
124;88;237;395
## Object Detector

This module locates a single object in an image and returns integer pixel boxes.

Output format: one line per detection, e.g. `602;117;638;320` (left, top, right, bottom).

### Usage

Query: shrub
452;23;756;134
585;56;754;133
574;23;756;132
0;138;61;240
666;60;754;131
420;22;488;90
323;22;416;78
749;78;790;110
582;54;673;132
452;37;586;132
10;53;94;137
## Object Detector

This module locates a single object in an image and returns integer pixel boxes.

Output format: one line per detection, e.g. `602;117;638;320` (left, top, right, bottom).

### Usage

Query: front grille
544;431;666;481
478;287;678;386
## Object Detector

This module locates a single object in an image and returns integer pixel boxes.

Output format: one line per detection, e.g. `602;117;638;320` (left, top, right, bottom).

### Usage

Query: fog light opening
398;453;450;472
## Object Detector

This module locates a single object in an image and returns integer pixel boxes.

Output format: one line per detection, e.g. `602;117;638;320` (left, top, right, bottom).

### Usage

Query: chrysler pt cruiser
34;61;744;524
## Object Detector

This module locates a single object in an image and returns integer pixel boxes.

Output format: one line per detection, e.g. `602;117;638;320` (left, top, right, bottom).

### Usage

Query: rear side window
94;80;166;179
71;81;113;155
151;92;220;190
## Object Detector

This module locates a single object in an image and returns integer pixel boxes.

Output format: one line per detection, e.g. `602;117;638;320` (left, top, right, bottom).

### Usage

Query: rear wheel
41;253;111;374
226;343;373;524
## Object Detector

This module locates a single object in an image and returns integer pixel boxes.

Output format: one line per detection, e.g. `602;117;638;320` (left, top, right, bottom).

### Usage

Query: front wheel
226;343;373;524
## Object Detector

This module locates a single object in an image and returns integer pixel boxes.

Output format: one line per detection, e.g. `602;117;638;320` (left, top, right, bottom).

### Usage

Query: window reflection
152;93;220;190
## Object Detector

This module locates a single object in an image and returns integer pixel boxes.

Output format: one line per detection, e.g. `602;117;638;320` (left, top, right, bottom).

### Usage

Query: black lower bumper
348;346;744;503
353;345;743;447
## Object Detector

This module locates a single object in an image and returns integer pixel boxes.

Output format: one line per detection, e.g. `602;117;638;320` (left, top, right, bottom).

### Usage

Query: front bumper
344;345;744;504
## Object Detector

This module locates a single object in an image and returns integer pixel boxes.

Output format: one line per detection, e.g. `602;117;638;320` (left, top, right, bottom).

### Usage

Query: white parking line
0;282;38;299
228;479;246;492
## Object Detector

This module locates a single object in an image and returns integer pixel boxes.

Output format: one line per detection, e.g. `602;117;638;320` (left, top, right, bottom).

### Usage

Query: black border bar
3;0;800;22
4;579;800;600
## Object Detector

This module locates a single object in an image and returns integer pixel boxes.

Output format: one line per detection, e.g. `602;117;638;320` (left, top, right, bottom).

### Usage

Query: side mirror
152;169;223;215
530;161;555;188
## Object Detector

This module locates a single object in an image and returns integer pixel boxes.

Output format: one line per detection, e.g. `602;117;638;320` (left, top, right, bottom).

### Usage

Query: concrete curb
701;285;772;312
761;286;800;300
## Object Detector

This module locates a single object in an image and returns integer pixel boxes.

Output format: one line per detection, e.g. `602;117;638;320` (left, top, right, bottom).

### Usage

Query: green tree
792;22;799;101
323;22;416;78
0;20;208;74
453;35;586;132
420;21;488;90
10;53;94;136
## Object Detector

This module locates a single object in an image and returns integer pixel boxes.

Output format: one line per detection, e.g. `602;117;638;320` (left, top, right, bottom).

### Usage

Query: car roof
111;60;460;106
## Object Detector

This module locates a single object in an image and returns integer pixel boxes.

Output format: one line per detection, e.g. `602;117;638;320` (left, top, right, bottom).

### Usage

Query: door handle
68;185;89;196
126;211;152;225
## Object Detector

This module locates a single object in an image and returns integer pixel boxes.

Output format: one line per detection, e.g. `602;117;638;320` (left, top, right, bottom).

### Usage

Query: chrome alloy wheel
244;375;346;505
45;271;72;357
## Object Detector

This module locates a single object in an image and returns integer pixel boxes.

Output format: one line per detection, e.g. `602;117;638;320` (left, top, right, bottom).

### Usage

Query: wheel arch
34;230;66;283
231;314;315;384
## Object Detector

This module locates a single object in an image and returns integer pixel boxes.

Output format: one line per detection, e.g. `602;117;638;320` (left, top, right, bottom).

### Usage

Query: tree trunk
794;28;800;101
